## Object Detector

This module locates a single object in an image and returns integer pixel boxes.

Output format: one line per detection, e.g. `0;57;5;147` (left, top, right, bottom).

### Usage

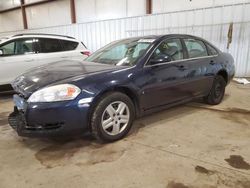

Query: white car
0;33;90;91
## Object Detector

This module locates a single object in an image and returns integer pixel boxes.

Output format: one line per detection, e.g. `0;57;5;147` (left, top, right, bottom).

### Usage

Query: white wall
0;9;23;32
0;1;250;76
2;0;249;31
153;0;250;13
0;0;146;32
75;0;146;23
25;0;71;28
0;0;20;10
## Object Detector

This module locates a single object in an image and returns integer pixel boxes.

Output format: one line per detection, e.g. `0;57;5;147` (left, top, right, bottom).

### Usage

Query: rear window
61;40;78;51
206;43;218;56
184;39;208;58
38;38;62;53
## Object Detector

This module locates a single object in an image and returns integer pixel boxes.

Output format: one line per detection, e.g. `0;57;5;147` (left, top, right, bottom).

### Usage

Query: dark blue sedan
9;34;235;142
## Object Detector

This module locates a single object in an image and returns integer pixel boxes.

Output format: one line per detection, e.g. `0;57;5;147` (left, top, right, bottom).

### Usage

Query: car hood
12;60;124;97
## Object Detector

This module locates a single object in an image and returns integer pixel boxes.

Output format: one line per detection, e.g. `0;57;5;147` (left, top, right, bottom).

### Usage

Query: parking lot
0;82;249;188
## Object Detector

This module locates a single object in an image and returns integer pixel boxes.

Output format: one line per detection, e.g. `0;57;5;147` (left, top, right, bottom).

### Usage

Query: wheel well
217;70;228;84
113;87;140;116
87;87;140;130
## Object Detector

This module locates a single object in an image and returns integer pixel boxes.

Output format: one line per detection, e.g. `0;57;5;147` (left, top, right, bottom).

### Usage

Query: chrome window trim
144;54;218;68
144;37;219;68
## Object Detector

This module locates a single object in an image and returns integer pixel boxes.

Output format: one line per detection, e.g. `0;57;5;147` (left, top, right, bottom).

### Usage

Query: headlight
28;84;81;103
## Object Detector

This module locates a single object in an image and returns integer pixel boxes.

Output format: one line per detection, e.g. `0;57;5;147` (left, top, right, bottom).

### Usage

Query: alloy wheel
101;101;130;136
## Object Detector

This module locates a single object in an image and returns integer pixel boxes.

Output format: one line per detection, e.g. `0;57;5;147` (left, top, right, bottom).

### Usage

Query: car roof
120;34;217;47
123;34;205;40
4;33;79;42
13;33;75;39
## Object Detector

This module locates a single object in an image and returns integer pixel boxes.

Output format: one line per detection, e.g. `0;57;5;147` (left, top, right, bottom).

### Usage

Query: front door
139;38;191;110
0;38;38;85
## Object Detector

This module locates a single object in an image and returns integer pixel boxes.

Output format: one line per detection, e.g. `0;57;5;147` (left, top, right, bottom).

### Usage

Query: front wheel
204;75;226;105
91;92;135;142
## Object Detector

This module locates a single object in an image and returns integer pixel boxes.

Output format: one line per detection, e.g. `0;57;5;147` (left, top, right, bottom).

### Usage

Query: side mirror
149;55;171;65
0;49;3;56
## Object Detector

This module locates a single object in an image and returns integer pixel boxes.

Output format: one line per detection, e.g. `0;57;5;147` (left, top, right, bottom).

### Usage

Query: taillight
81;51;91;56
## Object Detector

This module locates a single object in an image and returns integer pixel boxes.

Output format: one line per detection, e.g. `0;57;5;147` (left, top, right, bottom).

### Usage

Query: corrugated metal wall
1;3;250;76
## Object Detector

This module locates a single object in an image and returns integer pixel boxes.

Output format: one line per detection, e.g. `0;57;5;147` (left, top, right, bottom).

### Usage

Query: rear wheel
91;92;135;142
204;75;226;105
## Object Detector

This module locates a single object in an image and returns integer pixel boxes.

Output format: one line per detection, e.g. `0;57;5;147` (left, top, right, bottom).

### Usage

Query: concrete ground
0;82;250;188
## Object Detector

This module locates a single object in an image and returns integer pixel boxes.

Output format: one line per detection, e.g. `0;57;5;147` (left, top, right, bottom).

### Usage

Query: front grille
25;122;64;130
8;107;63;133
8;107;26;130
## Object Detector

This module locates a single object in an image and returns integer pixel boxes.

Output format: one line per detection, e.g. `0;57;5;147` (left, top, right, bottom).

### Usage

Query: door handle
210;60;215;65
176;65;187;71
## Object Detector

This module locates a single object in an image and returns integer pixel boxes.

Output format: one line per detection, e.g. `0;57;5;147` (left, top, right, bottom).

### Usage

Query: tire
204;75;226;105
91;92;135;142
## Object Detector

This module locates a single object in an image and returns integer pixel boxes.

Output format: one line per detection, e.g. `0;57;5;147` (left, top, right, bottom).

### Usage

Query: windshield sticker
138;39;155;43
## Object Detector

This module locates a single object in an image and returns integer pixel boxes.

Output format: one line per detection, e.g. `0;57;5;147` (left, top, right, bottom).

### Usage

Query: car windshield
85;38;154;66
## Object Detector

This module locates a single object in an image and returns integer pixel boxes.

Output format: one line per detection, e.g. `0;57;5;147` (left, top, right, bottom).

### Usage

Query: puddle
225;155;250;170
167;181;189;188
195;165;215;175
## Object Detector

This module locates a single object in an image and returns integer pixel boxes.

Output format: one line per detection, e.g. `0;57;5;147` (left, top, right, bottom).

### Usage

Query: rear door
0;38;38;85
35;37;64;64
60;39;89;61
181;38;216;97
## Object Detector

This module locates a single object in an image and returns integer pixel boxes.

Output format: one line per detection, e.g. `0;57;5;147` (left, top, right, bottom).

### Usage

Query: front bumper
8;95;91;137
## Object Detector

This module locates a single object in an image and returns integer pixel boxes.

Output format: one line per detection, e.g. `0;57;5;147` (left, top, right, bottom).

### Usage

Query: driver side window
148;38;183;65
0;41;15;55
0;38;35;56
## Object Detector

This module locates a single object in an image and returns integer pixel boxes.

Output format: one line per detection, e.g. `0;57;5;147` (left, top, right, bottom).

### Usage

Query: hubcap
101;101;130;136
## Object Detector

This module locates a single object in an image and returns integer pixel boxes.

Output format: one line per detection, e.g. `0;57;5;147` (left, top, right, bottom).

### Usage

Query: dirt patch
167;181;189;188
226;108;250;114
76;146;126;166
193;166;250;188
221;108;250;126
0;119;8;126
127;122;147;138
225;155;250;170
35;140;90;168
35;138;126;169
195;166;215;175
237;180;250;188
0;112;9;126
187;106;250;126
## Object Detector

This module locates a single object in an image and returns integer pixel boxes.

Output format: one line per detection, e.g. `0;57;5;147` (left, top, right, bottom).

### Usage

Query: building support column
70;0;76;23
146;0;152;14
20;0;28;29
